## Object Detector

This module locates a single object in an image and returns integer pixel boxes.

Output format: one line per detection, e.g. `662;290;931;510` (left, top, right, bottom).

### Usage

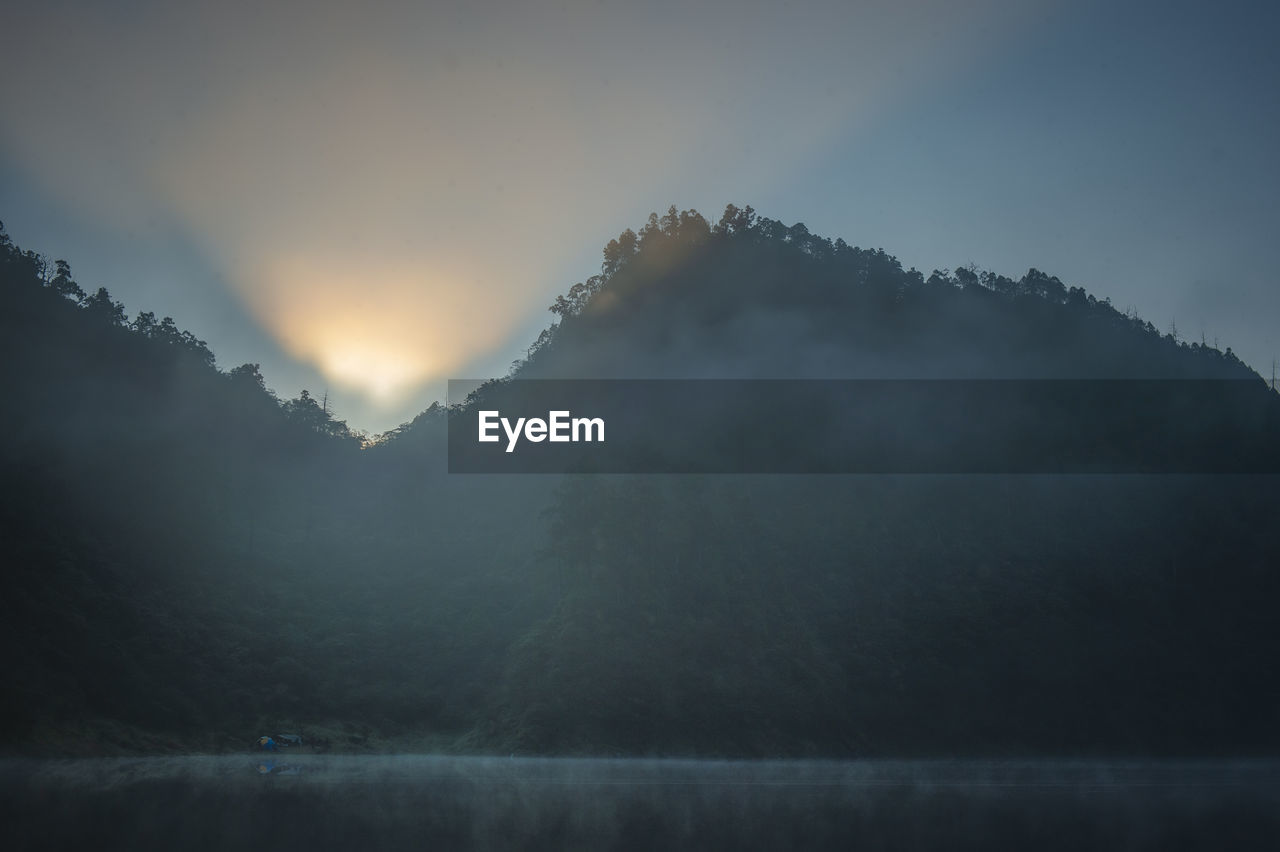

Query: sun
316;343;428;403
239;251;514;408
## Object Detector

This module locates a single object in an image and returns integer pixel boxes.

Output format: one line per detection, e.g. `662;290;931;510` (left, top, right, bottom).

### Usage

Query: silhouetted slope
461;206;1280;755
2;211;1277;757
0;224;548;751
517;205;1257;382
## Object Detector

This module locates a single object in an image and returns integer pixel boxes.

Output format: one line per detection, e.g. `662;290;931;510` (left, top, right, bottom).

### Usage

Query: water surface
3;756;1276;850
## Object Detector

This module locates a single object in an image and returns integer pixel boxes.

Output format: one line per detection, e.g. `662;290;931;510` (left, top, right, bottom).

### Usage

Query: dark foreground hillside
1;210;1278;758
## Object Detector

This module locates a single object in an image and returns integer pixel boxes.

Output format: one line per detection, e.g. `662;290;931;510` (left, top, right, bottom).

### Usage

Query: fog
6;756;1279;851
11;1;1280;432
4;34;1280;840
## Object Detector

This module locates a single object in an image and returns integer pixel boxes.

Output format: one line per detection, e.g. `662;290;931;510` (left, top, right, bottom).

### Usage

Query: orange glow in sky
253;253;514;403
0;0;1109;432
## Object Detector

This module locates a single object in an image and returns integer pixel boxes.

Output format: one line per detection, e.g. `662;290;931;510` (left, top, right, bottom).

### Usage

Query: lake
3;756;1277;850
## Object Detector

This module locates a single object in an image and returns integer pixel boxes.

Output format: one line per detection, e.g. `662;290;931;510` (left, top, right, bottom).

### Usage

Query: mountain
1;209;1277;757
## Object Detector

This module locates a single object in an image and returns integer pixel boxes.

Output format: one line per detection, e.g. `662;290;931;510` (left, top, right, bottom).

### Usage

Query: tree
785;221;811;249
178;330;215;368
714;203;757;236
549;294;574;317
1018;268;1067;303
925;270;953;290
548;275;604;318
283;389;358;443
659;205;680;237
954;266;980;290
81;287;127;326
228;363;268;393
678;209;710;244
132;311;159;337
637;212;663;247
601;229;638;277
49;259;84;302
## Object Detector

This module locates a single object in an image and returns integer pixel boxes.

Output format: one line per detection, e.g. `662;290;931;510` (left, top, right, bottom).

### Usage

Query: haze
2;0;1276;433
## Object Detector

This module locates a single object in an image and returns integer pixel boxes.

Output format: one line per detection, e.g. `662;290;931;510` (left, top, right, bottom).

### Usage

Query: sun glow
0;0;1061;429
315;344;428;403
248;253;510;406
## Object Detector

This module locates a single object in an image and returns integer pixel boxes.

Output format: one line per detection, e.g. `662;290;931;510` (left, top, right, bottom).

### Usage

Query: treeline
2;209;1277;759
403;207;1280;756
510;205;1255;385
1;221;469;751
1;222;362;448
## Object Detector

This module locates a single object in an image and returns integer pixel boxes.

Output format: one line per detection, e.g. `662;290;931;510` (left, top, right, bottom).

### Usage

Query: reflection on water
3;756;1278;850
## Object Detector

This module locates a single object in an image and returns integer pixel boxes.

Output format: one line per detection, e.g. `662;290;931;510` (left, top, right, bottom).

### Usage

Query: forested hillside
2;209;1277;757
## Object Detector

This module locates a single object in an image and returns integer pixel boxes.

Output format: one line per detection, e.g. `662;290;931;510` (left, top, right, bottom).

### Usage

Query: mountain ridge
2;210;1277;758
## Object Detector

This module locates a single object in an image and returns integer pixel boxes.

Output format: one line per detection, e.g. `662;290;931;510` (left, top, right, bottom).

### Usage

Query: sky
2;0;1277;434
